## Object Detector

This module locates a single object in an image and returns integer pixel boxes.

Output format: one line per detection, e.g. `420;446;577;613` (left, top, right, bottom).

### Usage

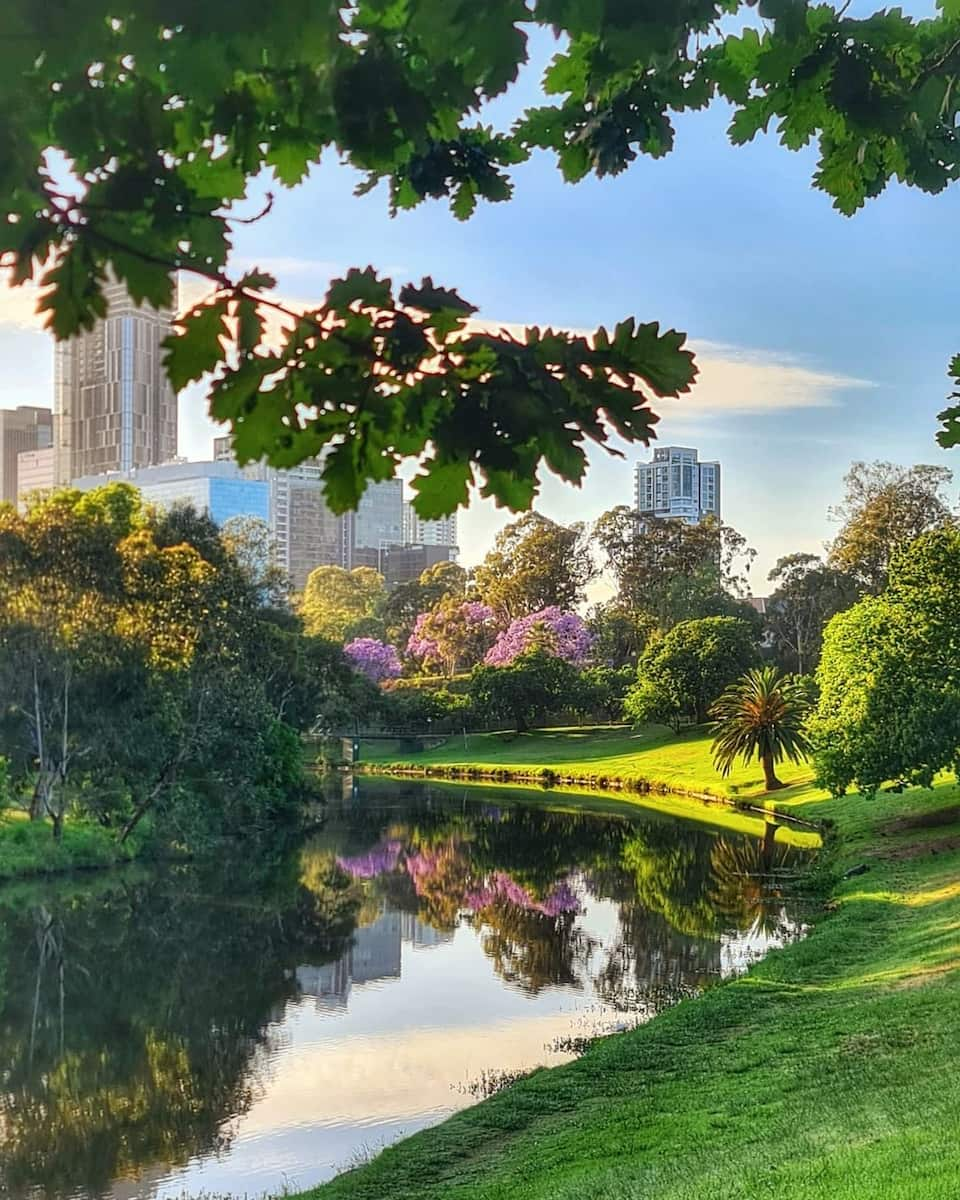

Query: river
0;778;816;1198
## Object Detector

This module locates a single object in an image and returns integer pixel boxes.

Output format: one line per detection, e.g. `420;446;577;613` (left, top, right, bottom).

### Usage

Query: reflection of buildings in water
296;906;452;1009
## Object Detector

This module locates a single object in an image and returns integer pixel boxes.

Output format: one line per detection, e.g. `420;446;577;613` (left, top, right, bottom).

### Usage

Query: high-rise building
54;278;178;483
0;406;53;505
16;446;55;509
352;478;405;555
383;543;458;586
402;502;458;549
213;435;450;589
634;446;721;525
271;460;347;592
71;460;270;527
216;435;349;591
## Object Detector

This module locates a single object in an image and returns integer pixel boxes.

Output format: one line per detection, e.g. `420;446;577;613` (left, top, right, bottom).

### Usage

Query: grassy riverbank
0;811;140;881
302;729;960;1200
361;724;812;798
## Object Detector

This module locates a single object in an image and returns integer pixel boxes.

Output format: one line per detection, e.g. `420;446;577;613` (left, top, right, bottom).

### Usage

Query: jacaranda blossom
344;637;402;682
484;607;594;667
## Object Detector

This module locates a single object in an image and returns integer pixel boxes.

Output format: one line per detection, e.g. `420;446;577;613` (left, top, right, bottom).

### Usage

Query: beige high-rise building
54;278;178;483
16;446;55;509
0;406;53;505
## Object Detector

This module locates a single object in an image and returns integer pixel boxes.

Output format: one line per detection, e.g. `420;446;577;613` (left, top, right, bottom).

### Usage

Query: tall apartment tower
0;406;53;504
634;446;721;525
54;278;178;483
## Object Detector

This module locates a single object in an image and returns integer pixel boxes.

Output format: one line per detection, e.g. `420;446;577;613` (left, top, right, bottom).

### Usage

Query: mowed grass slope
302;731;960;1200
364;724;814;797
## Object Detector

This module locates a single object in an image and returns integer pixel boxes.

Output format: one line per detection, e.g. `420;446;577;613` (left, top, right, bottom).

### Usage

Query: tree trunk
29;777;45;821
761;751;784;792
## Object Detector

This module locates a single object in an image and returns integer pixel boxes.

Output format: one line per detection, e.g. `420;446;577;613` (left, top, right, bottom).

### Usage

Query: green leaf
235;294;264;353
398;277;478;314
37;243;106;338
177;150;247;202
409;459;473;519
325;267;393;311
480;468;538;511
237;269;278;291
163;299;230;391
617;320;698;397
322;442;365;514
266;138;317;187
540;428;588;482
108;250;176;309
451;182;478;220
729;98;772;145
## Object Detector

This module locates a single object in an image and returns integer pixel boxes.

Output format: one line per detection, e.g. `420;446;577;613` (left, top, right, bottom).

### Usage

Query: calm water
0;779;814;1199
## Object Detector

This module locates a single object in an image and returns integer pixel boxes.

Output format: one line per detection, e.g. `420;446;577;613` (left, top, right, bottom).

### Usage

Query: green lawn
363;723;815;797
298;729;960;1200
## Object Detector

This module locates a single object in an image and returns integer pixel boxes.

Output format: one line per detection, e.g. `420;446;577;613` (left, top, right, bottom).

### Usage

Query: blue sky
3;2;958;590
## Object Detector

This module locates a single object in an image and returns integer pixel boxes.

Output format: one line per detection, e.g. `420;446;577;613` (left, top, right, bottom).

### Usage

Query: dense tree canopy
765;552;859;675
11;2;960;520
625;616;758;731
828;461;956;592
406;598;499;676
809;527;960;796
594;508;756;632
472;513;597;621
0;485;371;844
383;561;468;647
469;650;580;733
299;565;386;642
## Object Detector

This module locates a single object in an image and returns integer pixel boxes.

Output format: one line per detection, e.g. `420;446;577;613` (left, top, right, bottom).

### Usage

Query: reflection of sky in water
0;784;812;1200
147;885;799;1198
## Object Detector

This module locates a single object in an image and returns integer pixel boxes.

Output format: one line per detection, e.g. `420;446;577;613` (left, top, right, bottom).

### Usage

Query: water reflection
0;781;814;1198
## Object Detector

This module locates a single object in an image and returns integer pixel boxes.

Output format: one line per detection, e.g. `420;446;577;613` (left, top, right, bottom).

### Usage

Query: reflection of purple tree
336;840;402;879
466;873;580;917
484;607;594;666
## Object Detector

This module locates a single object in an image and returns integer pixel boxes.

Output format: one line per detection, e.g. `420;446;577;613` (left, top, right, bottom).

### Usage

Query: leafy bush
0;817;127;881
625;617;758;732
469;650;580;732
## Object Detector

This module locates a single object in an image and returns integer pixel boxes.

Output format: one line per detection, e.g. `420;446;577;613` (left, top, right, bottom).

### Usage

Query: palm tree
710;666;812;792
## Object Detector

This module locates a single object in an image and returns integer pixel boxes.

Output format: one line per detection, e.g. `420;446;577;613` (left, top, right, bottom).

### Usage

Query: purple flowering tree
484;607;594;667
406;597;499;675
344;637;402;683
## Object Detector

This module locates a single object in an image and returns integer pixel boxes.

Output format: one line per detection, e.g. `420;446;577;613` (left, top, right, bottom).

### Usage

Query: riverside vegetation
298;729;960;1200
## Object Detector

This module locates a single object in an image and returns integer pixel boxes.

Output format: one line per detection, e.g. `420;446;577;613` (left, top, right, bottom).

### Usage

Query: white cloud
667;340;874;418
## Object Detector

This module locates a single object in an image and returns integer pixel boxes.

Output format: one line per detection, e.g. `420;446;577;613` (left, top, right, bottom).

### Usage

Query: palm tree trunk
761;751;784;792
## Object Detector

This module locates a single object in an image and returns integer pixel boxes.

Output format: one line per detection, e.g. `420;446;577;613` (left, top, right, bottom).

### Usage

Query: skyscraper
215;435;347;591
0;406;53;505
402;502;458;550
352;478;405;555
634;446;721;525
54;277;177;483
